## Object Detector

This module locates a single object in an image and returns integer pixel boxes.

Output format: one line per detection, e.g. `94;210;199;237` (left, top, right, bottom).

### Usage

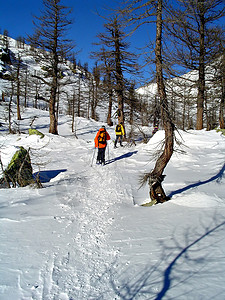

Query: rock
29;128;45;139
1;146;35;187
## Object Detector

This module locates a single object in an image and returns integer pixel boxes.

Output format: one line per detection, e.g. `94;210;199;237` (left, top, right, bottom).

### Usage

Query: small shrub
216;128;225;136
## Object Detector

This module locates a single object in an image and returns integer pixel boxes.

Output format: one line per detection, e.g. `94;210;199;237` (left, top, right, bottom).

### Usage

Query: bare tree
219;55;225;129
91;62;101;120
127;82;139;125
93;47;114;126
104;57;114;126
121;0;175;203
212;53;225;129
28;0;74;134
15;53;22;120
165;0;225;130
93;13;139;129
146;0;175;203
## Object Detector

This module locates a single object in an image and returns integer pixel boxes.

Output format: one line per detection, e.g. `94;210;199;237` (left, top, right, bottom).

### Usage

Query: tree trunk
106;69;113;126
16;58;22;121
49;77;58;135
107;91;113;126
196;0;205;130
149;0;174;204
114;20;125;129
9;95;12;134
91;78;95;119
2;92;5;102
49;15;59;135
78;74;81;118
219;72;225;129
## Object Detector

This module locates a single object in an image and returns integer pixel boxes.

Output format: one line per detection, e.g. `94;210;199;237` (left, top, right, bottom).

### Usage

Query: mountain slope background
1;34;224;132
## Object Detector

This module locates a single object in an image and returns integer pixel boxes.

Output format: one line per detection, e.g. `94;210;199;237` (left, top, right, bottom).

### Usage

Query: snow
1;108;225;299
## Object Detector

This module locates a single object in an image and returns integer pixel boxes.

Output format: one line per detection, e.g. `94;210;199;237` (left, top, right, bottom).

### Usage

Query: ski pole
91;147;96;167
107;143;110;161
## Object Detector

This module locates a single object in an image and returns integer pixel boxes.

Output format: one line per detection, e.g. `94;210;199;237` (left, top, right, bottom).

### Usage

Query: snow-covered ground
0;107;225;299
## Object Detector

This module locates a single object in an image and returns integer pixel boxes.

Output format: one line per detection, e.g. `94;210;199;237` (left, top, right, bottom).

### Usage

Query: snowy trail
31;138;135;299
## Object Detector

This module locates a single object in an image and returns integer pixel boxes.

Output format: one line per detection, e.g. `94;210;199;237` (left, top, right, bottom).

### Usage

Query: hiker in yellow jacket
114;122;125;148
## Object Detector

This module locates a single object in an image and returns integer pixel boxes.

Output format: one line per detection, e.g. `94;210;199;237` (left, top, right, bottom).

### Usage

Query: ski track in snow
33;140;132;299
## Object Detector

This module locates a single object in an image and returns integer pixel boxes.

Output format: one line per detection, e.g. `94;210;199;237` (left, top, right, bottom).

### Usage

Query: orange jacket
94;128;110;148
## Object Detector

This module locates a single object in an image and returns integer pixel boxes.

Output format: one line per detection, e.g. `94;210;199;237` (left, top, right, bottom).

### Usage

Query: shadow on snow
70;215;225;300
106;151;138;165
33;169;67;183
168;163;225;199
109;217;225;299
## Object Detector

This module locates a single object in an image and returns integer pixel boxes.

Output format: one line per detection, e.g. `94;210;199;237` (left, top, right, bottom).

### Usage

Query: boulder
0;146;34;187
29;128;45;139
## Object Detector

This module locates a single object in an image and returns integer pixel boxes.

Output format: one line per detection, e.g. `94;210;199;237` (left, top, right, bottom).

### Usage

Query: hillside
0;105;225;299
1;34;223;132
0;34;99;120
136;61;222;130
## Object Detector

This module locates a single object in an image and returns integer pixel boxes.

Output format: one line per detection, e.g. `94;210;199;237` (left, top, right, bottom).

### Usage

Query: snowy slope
0;107;225;299
0;35;94;117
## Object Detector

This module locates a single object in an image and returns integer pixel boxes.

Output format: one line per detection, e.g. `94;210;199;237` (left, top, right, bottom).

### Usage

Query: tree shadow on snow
106;151;138;165
168;163;225;199
33;169;67;183
102;215;225;300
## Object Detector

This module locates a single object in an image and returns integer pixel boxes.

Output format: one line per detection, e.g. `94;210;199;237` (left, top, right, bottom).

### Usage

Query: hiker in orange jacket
94;125;110;165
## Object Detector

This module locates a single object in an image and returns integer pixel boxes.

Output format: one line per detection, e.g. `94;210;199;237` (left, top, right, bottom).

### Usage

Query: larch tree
93;14;139;129
219;53;225;129
165;0;225;130
148;0;175;203
91;46;114;126
91;62;101;120
212;51;225;129
28;0;74;134
121;0;175;203
103;52;114;126
14;52;22;121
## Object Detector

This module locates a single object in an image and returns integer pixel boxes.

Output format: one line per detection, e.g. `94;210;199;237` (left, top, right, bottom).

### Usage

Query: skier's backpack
152;126;158;135
116;124;122;133
98;129;106;144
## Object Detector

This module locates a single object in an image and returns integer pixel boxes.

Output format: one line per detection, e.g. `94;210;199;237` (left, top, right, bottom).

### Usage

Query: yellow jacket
115;124;125;136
